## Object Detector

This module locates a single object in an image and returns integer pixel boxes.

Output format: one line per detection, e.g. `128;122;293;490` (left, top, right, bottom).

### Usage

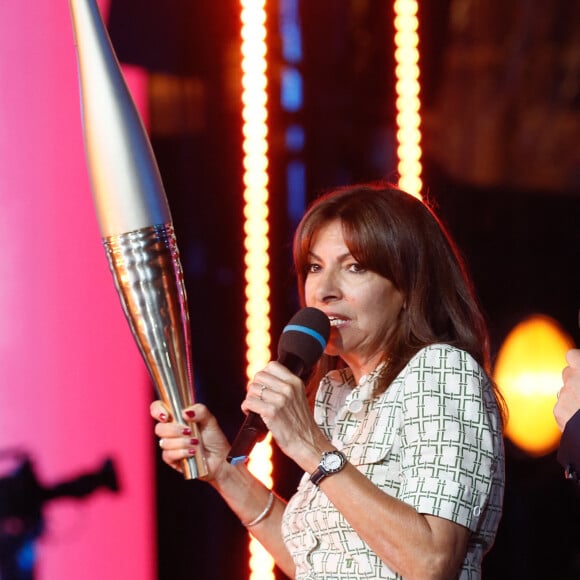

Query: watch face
322;451;344;472
310;450;346;485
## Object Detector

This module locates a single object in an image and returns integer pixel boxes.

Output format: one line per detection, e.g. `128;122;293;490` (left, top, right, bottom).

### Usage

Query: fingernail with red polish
159;413;168;422
188;448;196;455
182;427;192;435
185;410;195;419
190;438;199;445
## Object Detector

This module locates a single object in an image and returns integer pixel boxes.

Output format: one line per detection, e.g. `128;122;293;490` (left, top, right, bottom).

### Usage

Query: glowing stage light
239;1;275;577
393;0;423;199
495;315;575;456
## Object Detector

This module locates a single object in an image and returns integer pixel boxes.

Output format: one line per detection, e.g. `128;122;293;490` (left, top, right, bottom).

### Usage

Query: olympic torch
69;0;207;478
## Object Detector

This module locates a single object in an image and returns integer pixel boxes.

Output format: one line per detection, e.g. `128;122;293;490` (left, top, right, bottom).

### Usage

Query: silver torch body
70;0;207;479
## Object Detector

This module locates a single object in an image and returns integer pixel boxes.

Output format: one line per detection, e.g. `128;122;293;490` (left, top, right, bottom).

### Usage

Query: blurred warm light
495;315;575;456
393;0;423;199
240;1;275;577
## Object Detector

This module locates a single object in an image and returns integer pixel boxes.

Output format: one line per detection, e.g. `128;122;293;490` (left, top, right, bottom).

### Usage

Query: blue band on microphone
282;324;327;350
229;455;248;466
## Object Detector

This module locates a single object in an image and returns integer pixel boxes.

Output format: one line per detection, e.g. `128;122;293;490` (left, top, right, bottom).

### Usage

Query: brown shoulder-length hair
293;182;506;423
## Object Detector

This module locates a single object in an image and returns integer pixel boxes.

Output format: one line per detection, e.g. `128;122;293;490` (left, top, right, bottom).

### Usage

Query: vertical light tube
239;1;275;578
394;0;423;199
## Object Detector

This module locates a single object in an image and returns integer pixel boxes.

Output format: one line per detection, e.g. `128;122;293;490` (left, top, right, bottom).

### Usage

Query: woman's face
304;219;404;379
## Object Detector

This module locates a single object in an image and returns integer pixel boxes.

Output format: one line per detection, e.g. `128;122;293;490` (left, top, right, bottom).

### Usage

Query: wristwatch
310;450;347;486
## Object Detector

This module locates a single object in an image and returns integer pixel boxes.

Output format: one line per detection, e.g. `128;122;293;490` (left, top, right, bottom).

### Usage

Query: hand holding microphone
227;307;330;465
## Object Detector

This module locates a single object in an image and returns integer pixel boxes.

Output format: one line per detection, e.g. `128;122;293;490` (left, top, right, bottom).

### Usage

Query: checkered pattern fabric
282;344;505;579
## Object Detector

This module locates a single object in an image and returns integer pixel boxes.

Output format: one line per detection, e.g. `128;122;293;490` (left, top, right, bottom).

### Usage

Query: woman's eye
307;263;321;273
348;262;366;273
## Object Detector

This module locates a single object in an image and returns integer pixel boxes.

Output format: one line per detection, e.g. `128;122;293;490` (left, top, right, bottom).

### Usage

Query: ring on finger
159;438;164;449
259;384;268;401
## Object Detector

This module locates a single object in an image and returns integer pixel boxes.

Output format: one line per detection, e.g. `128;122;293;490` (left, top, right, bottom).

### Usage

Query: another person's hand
554;349;580;431
151;402;230;483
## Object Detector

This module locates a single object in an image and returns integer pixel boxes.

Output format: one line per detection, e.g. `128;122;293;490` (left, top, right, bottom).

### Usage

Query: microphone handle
226;412;268;465
226;353;306;465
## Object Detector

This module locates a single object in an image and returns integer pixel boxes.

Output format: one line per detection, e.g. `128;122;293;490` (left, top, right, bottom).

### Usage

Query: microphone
227;307;330;465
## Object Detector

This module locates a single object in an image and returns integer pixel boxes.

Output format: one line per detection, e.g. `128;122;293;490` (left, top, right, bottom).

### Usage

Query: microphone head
277;307;330;374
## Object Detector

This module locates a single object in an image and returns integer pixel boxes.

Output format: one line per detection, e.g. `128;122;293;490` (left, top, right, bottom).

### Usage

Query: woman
153;183;505;579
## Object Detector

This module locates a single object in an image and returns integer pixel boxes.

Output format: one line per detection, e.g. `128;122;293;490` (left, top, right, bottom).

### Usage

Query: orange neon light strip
394;0;423;199
239;1;275;578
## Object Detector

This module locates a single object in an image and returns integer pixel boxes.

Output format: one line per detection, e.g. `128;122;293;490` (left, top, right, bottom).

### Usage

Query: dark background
107;1;580;578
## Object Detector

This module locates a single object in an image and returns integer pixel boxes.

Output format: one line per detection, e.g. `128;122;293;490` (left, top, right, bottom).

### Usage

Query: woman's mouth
328;316;347;328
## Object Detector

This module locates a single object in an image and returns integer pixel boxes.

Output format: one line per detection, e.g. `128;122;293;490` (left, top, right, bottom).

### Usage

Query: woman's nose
313;270;341;302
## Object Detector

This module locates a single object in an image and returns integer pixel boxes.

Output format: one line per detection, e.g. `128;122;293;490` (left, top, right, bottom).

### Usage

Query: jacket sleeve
557;410;580;482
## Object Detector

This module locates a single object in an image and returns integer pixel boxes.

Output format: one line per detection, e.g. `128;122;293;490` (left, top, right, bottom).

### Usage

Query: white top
282;344;505;579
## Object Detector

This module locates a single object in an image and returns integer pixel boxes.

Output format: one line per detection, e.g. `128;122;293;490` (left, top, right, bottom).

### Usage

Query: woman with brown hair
153;183;505;579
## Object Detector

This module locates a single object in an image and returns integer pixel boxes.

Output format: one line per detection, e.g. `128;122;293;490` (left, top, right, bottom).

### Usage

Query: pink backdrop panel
0;1;154;579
